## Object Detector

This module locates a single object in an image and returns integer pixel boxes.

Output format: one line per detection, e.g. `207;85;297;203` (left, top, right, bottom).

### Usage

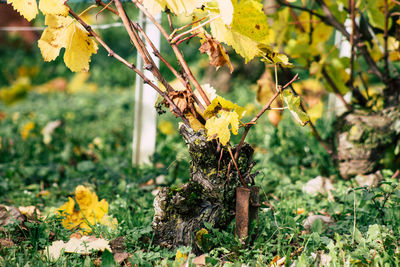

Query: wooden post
132;12;161;165
235;186;260;242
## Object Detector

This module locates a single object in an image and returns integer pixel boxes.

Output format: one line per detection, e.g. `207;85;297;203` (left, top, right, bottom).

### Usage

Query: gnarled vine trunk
336;105;400;179
152;124;257;251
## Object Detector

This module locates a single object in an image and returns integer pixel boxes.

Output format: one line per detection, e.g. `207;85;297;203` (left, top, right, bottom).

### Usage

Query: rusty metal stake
235;186;259;242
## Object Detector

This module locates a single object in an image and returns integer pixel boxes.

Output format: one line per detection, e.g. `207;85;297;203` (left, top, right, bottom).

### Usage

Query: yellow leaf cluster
203;96;245;119
57;185;117;234
205;110;238;146
38;15;98;72
7;0;68;22
203;96;244;146
7;0;98;72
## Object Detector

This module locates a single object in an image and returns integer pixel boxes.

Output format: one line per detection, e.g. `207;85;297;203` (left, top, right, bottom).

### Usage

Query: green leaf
282;90;310;126
101;250;116;267
311;219;322;234
353;227;365;244
365;0;392;30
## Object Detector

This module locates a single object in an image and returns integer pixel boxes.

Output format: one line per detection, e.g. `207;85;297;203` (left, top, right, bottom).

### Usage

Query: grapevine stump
336;107;400;179
152;123;258;252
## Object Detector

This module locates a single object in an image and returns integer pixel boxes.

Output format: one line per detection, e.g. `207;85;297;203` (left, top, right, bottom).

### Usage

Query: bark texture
336;107;400;179
152;124;257;251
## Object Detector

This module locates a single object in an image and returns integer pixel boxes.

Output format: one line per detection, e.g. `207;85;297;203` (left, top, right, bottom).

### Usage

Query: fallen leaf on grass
0;238;14;248
47;236;112;261
303;215;334;232
114;252;130;264
41;120;62;145
270;255;285;266
302;176;334;201
355;171;382;187
18;206;42;220
311;251;331;266
0;205;24;226
192;254;206;266
56;185;117;234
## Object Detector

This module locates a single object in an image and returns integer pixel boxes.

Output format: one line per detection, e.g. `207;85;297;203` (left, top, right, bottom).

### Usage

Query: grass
0;85;399;266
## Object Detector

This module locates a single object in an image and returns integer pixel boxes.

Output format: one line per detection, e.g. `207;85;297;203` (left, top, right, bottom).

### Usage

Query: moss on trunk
336;107;400;179
152;124;257;252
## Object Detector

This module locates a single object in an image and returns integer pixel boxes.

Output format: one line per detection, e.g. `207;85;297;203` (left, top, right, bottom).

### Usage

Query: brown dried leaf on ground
302;176;335;201
0;205;25;226
0;238;14;248
47;236;112;261
18;206;42;220
192;254;206;266
114;252;130;264
303;214;334;232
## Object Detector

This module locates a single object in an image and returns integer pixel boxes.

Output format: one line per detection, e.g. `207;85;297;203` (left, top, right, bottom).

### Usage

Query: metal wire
0;22;124;31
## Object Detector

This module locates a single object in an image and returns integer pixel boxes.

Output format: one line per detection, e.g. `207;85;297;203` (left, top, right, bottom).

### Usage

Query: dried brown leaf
199;37;233;73
192;254;206;266
0;205;24;226
0;238;14;248
114;252;130;264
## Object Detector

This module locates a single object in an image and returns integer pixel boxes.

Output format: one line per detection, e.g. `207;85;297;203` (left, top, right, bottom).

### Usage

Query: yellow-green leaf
203;96;245;119
205;110;239;146
63;23;98;72
38;15;73;62
38;15;98;72
7;0;38;21
261;49;293;67
282;90;310;126
209;0;272;63
143;0;205;15
39;0;69;16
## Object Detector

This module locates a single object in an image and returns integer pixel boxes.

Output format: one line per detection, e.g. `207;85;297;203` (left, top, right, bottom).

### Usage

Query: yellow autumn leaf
7;0;38;21
21;121;35;140
175;249;188;264
158;120;175;135
306;100;323;124
209;0;272;63
39;0;69;16
203;96;245;119
143;0;205;15
186;112;205;131
205;110;239;146
207;0;234;25
63;23;98;72
261;49;293;67
38;15;98;72
57;185;117;234
38;15;74;61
